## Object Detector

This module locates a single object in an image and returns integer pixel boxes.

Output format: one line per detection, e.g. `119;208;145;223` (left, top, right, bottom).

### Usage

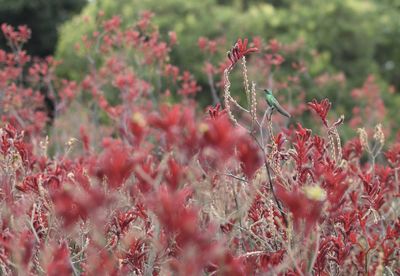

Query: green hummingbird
263;89;291;118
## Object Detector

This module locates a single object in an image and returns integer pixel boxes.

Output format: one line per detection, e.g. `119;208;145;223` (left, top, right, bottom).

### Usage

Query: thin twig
240;250;267;258
221;173;248;183
207;71;220;105
264;157;288;227
307;226;320;273
249;126;288;227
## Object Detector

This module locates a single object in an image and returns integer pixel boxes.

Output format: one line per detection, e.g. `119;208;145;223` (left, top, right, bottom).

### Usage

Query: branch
250;109;288;227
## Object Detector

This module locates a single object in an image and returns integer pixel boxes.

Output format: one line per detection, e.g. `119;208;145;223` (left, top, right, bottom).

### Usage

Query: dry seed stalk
328;128;337;162
250;82;257;127
241;56;251;109
333;127;343;162
223;67;239;125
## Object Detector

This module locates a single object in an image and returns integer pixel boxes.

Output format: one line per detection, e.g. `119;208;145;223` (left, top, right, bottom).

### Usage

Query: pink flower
198;37;208;50
103;16;121;32
168;31;177;46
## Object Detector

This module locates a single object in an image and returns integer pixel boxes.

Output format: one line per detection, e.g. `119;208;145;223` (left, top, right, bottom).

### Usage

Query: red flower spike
95;140;135;189
273;132;287;152
385;143;400;167
46;243;72;276
236;135;262;179
79;126;90;152
118;238;147;272
290;123;313;184
148;186;211;254
1;23;31;46
220;219;236;234
165;157;185;191
208;103;227;120
201;115;237;160
227;38;258;68
50;183;107;228
308;98;331;127
276;185;324;235
106;209;139;246
343;138;363;160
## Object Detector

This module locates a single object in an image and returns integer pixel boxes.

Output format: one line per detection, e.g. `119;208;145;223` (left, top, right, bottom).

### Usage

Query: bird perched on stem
262;89;291;118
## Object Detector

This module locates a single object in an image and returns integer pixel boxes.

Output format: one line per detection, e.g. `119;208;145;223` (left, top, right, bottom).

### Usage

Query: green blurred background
1;0;400;136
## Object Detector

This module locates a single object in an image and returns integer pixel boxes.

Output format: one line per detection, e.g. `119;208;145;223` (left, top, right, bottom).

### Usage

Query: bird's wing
270;96;280;106
266;95;276;107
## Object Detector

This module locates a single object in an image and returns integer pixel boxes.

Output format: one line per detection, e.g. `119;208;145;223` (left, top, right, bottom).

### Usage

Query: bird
262;89;291;118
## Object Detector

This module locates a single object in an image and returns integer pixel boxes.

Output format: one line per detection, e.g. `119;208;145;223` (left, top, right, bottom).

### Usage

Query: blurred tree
56;0;400;86
372;0;400;89
0;0;87;56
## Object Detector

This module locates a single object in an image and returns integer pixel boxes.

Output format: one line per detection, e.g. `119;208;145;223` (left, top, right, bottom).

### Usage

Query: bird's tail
275;103;291;118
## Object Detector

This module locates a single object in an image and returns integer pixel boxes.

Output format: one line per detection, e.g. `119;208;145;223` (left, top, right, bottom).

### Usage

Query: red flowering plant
0;12;399;276
227;38;259;69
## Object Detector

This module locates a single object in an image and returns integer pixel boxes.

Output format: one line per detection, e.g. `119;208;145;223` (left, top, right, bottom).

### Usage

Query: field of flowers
0;12;399;275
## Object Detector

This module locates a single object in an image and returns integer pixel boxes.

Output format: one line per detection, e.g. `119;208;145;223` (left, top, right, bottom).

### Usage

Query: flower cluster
227;38;258;68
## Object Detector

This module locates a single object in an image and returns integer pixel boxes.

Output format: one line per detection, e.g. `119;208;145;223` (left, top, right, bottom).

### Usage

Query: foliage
0;0;86;56
55;0;400;138
56;0;400;86
1;15;400;275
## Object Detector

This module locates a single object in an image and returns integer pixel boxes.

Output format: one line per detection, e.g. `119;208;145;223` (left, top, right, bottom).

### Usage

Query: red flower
290;123;313;184
149;186;197;246
264;54;285;66
343;138;363;160
201;115;238;160
50;185;107;227
178;72;201;96
208;103;226;120
79;126;90;152
236;135;262;179
267;39;281;53
46;243;72;276
276;185;324;235
118;238;147;273
385;143;400;167
168;31;177;46
165;157;186;191
106;208;140;246
95;140;135;189
308;99;331;127
103;16;121;32
227;38;258;68
149;104;181;132
260;250;285;270
16;174;60;195
1;23;31;46
273;132;287;152
149;104;200;154
198;37;208;50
